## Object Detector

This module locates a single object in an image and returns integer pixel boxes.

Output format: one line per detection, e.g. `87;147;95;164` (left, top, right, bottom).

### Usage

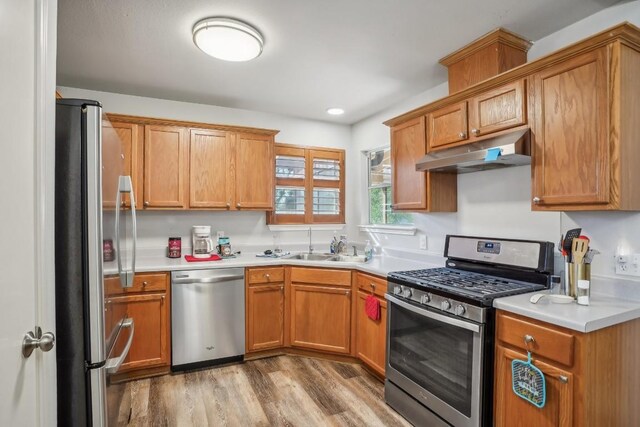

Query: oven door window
388;301;479;417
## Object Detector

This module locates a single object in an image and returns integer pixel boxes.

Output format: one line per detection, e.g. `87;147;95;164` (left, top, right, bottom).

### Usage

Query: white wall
57;86;353;252
351;0;640;280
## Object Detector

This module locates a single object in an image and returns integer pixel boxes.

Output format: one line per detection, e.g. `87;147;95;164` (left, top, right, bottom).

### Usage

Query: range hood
416;129;531;173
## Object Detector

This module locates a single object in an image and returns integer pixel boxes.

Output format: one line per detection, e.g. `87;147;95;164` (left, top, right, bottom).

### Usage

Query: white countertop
104;251;440;278
106;248;640;333
493;291;640;333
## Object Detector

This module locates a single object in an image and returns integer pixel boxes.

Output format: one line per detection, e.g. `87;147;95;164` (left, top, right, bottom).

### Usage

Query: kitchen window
268;143;345;224
367;148;412;225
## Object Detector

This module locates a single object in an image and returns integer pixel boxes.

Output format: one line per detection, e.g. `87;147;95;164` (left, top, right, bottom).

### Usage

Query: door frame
34;0;58;424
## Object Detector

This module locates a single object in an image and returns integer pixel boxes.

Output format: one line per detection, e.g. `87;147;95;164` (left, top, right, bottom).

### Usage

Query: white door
0;0;58;426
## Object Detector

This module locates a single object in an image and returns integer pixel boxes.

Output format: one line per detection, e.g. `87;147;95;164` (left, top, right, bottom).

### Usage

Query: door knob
22;326;55;358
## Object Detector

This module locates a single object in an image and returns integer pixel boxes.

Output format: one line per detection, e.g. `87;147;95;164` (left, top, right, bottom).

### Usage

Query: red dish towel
365;295;381;321
184;254;222;262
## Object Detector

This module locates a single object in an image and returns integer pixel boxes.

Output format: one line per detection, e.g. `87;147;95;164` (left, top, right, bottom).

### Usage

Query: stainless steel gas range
385;235;555;427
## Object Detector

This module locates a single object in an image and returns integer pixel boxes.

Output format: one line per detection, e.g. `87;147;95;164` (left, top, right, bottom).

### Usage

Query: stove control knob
455;304;466;316
402;287;413;298
421;293;431;304
393;286;402;296
441;300;452;311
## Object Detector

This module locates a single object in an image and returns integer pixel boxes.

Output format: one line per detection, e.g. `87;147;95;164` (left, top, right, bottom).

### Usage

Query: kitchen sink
285;252;336;261
284;252;368;263
331;254;368;263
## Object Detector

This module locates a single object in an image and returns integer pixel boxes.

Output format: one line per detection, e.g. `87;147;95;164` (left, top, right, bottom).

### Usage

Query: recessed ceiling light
193;17;264;62
326;108;345;115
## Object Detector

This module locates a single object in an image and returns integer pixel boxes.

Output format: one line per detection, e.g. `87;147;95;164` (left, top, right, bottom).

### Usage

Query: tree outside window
367;148;412;225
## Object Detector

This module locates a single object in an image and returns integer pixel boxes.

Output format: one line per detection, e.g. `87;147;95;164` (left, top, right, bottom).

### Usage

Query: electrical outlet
615;253;640;276
217;231;225;239
419;235;427;250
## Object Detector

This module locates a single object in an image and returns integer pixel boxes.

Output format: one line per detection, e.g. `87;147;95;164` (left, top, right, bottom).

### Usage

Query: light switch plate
419;235;427;250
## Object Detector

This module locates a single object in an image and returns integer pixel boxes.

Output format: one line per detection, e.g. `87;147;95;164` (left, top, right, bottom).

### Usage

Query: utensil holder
568;262;590;298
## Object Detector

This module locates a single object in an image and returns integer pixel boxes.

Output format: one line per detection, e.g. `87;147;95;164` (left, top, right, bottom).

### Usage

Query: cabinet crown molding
104;113;280;136
438;27;532;66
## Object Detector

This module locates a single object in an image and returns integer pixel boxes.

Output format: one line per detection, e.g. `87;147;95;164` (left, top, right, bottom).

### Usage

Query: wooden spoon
572;237;589;264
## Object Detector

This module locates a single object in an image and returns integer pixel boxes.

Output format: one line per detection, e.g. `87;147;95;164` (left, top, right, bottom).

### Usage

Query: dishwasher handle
172;274;244;284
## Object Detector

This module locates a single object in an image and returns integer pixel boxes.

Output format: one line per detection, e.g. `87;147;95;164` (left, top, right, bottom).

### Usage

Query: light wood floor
114;355;411;426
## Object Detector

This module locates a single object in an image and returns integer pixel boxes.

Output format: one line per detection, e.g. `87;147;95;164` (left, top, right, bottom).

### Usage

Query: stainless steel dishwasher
171;268;245;371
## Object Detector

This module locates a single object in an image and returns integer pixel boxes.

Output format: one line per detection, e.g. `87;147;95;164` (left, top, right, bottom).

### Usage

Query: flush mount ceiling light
192;17;264;62
326;107;345;115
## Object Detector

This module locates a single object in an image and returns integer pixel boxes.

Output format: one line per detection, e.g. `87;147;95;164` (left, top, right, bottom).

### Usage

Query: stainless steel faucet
352;245;358;256
308;227;314;254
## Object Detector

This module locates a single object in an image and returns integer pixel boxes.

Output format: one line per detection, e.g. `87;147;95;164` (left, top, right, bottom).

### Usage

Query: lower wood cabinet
290;284;352;354
494;310;640;426
246;267;285;352
105;272;170;379
355;290;387;376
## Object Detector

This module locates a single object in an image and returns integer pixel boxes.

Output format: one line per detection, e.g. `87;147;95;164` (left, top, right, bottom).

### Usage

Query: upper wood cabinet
427;80;526;152
428;101;469;149
100;114;279;211
391;117;457;212
531;43;640;211
101;121;143;209
468;79;526;137
143;125;189;209
189;128;232;209
234;132;275;210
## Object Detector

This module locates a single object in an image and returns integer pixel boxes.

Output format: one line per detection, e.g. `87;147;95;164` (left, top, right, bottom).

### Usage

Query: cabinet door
494;346;573;427
290;284;351;354
101;121;142;209
468;80;526;137
391;117;428;210
107;293;170;371
428;101;468;150
234;132;274;210
143;125;189;208
246;284;285;352
356;291;387;376
189;128;233;209
531;47;610;208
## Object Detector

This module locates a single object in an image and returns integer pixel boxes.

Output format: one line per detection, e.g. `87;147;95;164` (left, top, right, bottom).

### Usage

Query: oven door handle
386;294;481;333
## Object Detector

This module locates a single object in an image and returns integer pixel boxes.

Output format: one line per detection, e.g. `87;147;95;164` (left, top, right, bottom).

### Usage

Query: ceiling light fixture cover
326;107;345;115
193;17;264;62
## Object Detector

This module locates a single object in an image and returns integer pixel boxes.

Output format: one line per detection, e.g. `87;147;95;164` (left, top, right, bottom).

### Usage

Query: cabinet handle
161;295;165;303
370;283;376;290
471;128;479;135
345;290;350;296
524;334;535;349
559;375;569;384
106;300;112;305
280;285;284;292
458;132;467;139
226;202;231;209
264;274;270;279
236;203;241;208
142;281;148;287
532;197;541;204
144;201;150;207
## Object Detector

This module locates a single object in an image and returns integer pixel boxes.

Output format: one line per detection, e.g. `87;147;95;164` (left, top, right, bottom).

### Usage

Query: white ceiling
57;0;620;124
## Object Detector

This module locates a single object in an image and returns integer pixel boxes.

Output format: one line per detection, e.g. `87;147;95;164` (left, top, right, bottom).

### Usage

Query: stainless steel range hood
416;128;531;173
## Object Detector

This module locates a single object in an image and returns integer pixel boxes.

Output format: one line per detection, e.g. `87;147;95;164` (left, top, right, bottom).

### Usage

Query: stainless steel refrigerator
55;99;137;426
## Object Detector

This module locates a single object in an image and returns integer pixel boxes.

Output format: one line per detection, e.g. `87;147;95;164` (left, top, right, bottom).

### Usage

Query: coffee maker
192;226;214;258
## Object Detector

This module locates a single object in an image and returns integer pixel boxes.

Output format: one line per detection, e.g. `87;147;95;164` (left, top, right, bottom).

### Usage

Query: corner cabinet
390;117;457;212
494;310;640;426
531;43;640;211
289;267;352;354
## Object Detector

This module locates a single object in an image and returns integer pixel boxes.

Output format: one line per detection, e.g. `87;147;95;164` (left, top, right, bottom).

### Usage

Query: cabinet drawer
497;312;575;367
247;267;285;285
106;273;168;295
356;273;387;298
290;267;351;287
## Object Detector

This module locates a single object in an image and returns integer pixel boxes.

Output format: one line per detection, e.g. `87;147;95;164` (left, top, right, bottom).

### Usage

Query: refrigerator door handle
115;176;134;288
104;318;134;374
129;179;137;282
